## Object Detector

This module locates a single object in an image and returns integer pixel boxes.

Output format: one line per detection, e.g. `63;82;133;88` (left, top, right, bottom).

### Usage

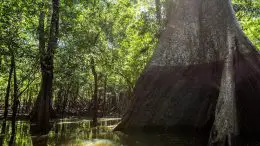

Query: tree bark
208;29;239;146
115;0;260;145
30;0;59;134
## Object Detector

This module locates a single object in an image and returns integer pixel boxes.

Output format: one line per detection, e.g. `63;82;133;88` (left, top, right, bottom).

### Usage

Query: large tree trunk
115;0;260;145
30;0;59;134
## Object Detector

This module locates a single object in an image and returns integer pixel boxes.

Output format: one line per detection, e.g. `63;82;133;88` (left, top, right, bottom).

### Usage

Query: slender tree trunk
1;49;14;142
91;57;98;126
9;51;18;146
61;84;70;117
103;75;107;115
11;51;18;135
55;88;62;114
27;89;32;113
2;54;14;122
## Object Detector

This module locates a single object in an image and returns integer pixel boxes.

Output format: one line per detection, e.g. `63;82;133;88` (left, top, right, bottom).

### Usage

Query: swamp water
0;118;207;146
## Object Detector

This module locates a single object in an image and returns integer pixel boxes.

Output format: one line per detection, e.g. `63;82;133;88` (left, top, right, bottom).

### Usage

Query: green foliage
0;0;159;112
233;0;260;49
53;0;158;105
0;0;40;104
0;0;259;114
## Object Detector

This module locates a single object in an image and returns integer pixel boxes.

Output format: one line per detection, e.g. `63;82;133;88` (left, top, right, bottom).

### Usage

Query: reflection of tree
30;122;52;146
31;135;48;146
60;123;66;145
42;119;122;145
8;134;15;146
0;121;51;146
0;120;6;146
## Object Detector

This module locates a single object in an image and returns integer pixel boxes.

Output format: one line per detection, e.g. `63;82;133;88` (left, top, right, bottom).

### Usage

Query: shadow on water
0;118;212;146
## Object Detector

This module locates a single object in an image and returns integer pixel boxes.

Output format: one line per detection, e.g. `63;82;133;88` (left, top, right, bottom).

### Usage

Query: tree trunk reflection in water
31;135;48;146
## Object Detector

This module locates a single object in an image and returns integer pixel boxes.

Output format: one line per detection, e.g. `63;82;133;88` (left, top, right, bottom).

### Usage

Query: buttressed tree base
115;0;260;145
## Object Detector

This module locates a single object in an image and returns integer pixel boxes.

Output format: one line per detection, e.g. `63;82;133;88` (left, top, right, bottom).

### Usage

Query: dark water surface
0;118;208;146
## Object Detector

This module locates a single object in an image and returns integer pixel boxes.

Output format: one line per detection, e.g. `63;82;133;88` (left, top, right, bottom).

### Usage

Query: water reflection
0;118;209;146
0;118;122;146
0;120;32;146
47;118;121;146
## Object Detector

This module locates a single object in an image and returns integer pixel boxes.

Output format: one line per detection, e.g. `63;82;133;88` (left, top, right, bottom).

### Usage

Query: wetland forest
0;0;260;145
